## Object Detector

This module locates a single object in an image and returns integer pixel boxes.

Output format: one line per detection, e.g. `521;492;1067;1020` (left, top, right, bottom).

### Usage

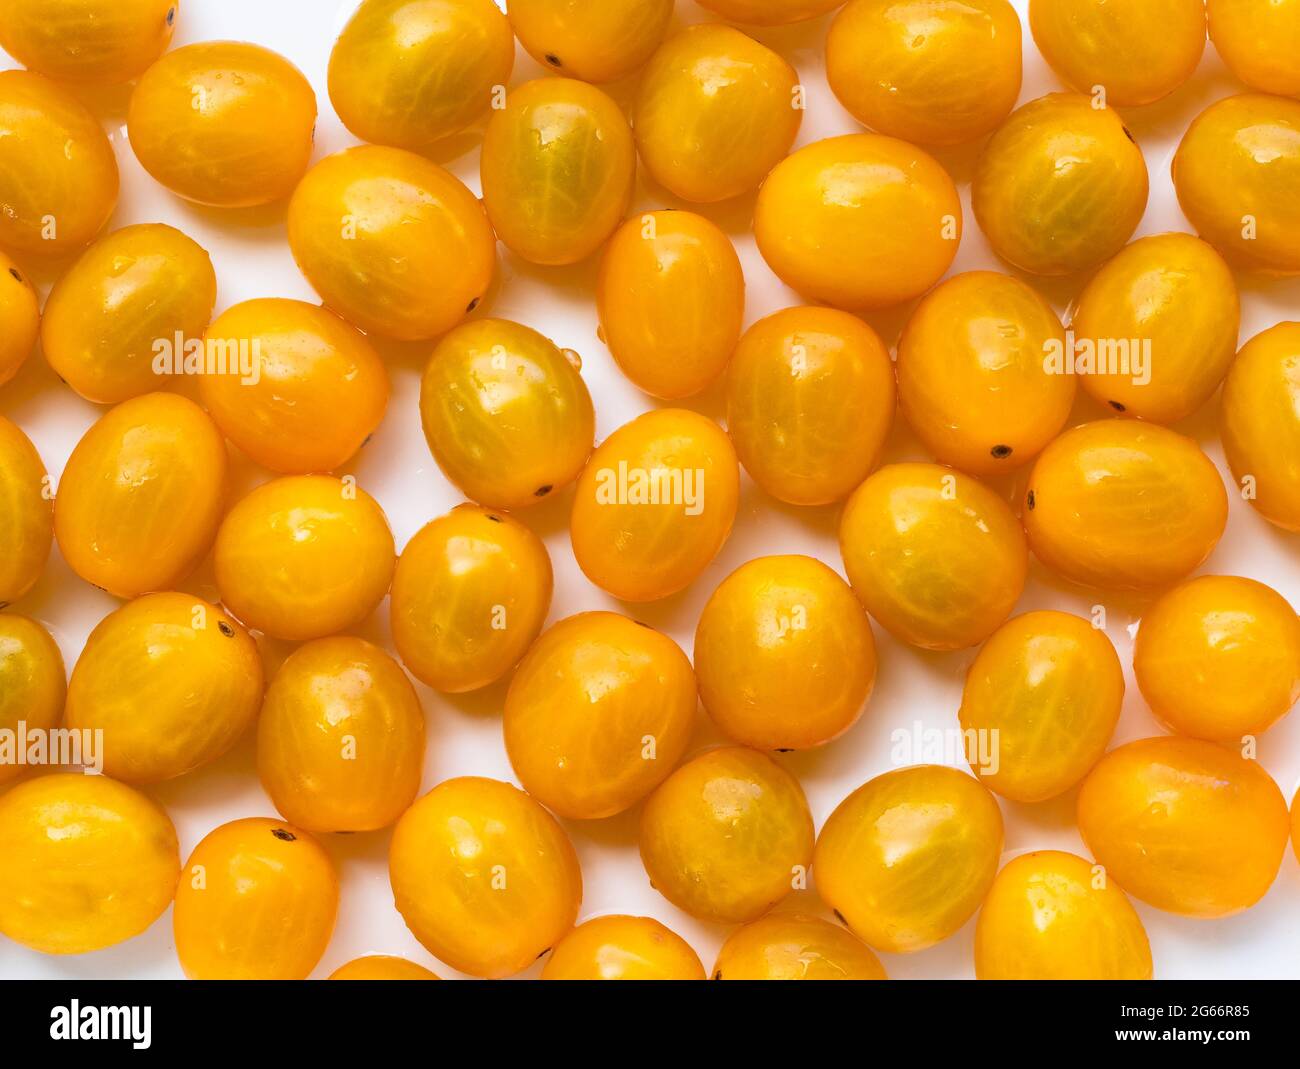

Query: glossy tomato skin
0;773;179;954
755;134;961;309
727;307;895;507
65;593;263;783
975;851;1153;980
508;0;673;82
390;504;552;693
0;71;118;257
0;417;53;606
258;637;424;833
173;817;338;979
1077;737;1290;918
898;271;1073;476
1134;575;1300;743
1221;323;1300;531
0;252;40;388
200;298;388;474
389;777;583;978
814;765;1004;954
213;475;395;642
288;145;496;340
696;0;845;23
1023;421;1228;591
0;615;65;785
1208;0;1300;96
639;747;815;925
598;211;745;400
694;555;876;751
328;0;514;149
959;611;1123;803
419;319;595;510
974;93;1148;276
541;916;705;980
713;914;888;980
0;0;176;83
1173;94;1300;274
839;463;1028;651
826;0;1022;145
634;25;801;204
328;956;439;980
54;393;227;599
504;612;695;820
480;78;635;265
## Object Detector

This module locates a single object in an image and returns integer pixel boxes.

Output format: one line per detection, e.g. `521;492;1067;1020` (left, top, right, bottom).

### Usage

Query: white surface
2;0;1299;981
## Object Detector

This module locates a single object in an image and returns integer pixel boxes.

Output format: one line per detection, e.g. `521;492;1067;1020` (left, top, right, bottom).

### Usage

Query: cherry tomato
508;0;673;82
1024;420;1228;591
55;393;227;599
0;0;176;83
0;615;65;786
1208;0;1300;96
570;408;740;602
0;417;52;606
419;319;595;510
598;211;745;400
713;913;888;980
839;463;1028;651
696;0;845;23
639;747;814;924
974;93;1148;276
898;271;1073;476
389;776;583;978
213;475;395;642
755;134;961;309
328;956;439;980
726;306;894;506
65;593;263;783
814;765;1004;953
1077;736;1290;917
541;915;705;980
0;251;39;389
199;298;388;474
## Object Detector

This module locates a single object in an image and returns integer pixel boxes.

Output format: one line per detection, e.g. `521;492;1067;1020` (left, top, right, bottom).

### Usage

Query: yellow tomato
839;463;1028;651
597;211;745;399
541;915;705;980
288;146;496;340
199;298;388;474
826;0;1022;145
328;0;514;149
504;612;695;820
0;417;52;606
481;78;634;265
1221;323;1300;531
1173;94;1300;274
570;408;740;602
958;611;1123;802
814;765;1004;954
329;956;439;980
695;555;876;751
0;251;39;388
390;504;552;693
697;0;845;23
1024;420;1228;591
974;93;1148;277
389;776;583;978
1134;575;1300;743
419;319;595;510
634;25;801;204
639;747;814;924
1029;0;1206;106
898;271;1073;476
1208;0;1300;96
1077;736;1290;917
173;817;338;979
0;773;178;954
65;593;263;783
0;615;65;786
258;636;424;833
726;306;895;506
213;475;395;642
1071;233;1240;423
0;0;176;83
713;913;888;980
55;393;227;599
42;224;217;405
128;41;316;207
755;134;961;309
0;70;118;257
508;0;673;82
975;851;1153;980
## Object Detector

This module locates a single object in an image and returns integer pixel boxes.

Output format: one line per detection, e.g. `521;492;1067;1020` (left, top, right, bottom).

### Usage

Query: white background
2;0;1298;980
